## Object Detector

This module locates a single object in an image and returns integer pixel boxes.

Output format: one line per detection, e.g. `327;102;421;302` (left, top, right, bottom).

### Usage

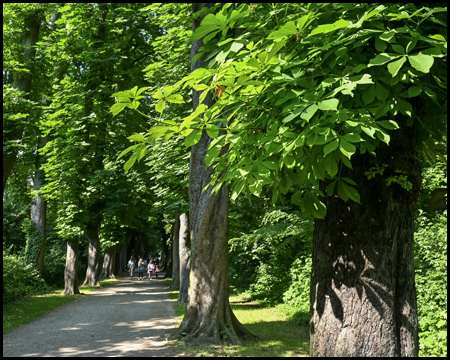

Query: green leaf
376;120;399;130
116;144;139;161
192;24;221;41
155;100;166;114
408;53;434;73
339;138;356;159
300;104;318;121
127;134;146;142
369;54;392;66
308;19;350;37
282;106;304;124
124;145;141;173
375;82;389;101
407;85;422;97
297;13;312;33
379;30;395;42
338;180;360;203
324;139;339;156
110;103;128;116
206;125;220;139
387;56;406;77
164;85;176;97
362;85;376;106
324;154;338;177
185;129;202;147
136;87;150;96
153;89;164;100
166;94;184;103
342;132;362;143
301;191;327;219
318;99;339;111
205;143;221;167
267;21;297;40
230;42;244;52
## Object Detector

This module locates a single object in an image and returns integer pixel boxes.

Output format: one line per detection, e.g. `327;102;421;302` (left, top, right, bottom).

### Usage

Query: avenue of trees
3;3;447;357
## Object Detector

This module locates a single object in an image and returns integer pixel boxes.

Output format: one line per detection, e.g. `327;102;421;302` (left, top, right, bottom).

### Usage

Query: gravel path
3;273;182;357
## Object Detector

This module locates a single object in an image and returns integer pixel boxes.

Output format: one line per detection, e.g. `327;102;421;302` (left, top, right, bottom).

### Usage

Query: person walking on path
137;258;145;280
127;258;135;277
153;257;160;279
148;260;155;280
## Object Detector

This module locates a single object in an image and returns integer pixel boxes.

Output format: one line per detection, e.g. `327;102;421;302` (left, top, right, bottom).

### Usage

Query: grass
165;278;310;357
3;277;118;335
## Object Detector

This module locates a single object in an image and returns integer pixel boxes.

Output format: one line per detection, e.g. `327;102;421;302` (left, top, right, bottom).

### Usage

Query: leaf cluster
110;3;447;219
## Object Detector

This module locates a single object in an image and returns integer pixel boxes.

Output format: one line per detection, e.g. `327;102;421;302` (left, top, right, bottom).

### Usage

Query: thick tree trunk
178;213;190;303
64;238;80;295
310;126;420;356
172;4;255;344
100;245;116;280
3;11;41;195
117;232;131;274
171;214;181;289
82;216;101;287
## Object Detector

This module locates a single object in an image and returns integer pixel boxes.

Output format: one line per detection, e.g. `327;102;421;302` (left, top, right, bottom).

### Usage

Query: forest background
3;3;447;357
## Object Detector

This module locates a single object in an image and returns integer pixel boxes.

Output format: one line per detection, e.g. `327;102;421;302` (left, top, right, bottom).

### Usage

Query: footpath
3;273;182;357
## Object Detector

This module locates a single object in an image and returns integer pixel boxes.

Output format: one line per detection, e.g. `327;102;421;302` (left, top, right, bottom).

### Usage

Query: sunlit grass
3;277;118;334
165;278;310;357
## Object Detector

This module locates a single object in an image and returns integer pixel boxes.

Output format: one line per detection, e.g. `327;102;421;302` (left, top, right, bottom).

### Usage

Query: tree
178;212;190;303
113;3;446;355
3;4;44;195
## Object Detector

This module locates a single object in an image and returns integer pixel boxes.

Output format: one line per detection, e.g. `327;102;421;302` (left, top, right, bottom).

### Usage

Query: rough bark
82;216;101;287
178;213;190;303
100;245;116;280
117;232;131;274
64;238;80;295
171;214;181;289
310;125;420;356
171;3;256;344
3;10;42;195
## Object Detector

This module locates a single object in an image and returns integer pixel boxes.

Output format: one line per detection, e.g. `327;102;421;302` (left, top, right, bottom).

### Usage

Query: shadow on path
3;273;181;357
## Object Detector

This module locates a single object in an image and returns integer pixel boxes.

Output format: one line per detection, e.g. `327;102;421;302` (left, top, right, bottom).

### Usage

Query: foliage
414;158;447;357
415;212;447;357
3;246;50;304
112;3;446;221
229;207;313;305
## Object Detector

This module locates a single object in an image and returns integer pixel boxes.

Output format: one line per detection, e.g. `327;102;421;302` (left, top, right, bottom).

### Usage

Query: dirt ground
3;273;183;357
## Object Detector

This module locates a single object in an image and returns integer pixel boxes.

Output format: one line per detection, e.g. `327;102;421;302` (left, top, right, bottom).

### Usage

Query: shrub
3;246;50;304
415;212;447;357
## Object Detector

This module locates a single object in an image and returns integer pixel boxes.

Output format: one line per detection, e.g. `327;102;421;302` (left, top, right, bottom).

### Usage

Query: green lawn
166;279;310;357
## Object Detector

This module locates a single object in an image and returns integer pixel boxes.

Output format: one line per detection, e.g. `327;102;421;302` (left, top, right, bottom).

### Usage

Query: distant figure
137;258;144;280
127;258;135;277
148;260;155;280
153;257;160;278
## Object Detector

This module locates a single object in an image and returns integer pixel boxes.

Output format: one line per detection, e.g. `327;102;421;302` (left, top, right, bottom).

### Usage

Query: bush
279;257;311;325
415;212;447;357
229;208;313;305
3;246;50;304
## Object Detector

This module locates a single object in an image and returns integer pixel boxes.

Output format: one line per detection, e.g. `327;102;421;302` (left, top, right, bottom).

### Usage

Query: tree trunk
172;3;256;344
100;245;116;280
33;135;49;277
3;10;41;195
310;125;420;356
82;216;101;287
117;232;131;274
64;238;80;295
178;213;190;303
171;213;181;289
